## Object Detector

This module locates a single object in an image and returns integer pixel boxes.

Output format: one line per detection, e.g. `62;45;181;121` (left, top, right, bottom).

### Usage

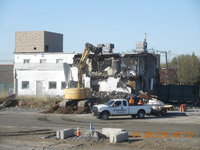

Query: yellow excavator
64;43;102;100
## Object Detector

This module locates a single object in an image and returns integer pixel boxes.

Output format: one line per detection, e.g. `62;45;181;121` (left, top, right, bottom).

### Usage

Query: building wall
15;31;63;53
44;31;63;52
14;53;74;64
17;70;65;96
0;65;14;96
14;53;77;96
123;53;158;94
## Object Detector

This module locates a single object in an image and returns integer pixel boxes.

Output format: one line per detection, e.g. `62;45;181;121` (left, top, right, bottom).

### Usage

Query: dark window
123;101;127;106
22;81;29;89
40;59;46;63
56;59;63;63
45;45;49;52
34;47;37;50
68;81;78;88
113;101;122;107
61;82;66;89
49;82;56;89
23;59;30;64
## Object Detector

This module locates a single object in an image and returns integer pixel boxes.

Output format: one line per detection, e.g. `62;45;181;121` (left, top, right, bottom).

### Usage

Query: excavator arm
78;43;102;88
64;43;102;100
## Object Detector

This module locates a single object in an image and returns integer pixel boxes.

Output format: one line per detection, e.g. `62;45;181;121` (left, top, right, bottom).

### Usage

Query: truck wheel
161;109;167;116
101;112;109;120
137;110;145;119
131;115;137;118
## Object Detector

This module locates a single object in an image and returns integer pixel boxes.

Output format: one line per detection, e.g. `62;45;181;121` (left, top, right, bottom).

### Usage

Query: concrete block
56;130;61;139
102;128;125;137
102;128;128;143
56;128;74;139
109;131;128;143
78;100;88;108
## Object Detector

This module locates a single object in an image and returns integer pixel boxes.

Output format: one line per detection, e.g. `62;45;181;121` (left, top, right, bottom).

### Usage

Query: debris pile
42;100;91;114
0;94;17;108
75;130;108;142
42;90;133;114
94;91;132;104
42;100;61;113
98;77;131;93
18;100;49;109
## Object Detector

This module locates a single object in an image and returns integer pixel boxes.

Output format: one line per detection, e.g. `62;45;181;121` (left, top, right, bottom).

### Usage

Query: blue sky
0;0;199;63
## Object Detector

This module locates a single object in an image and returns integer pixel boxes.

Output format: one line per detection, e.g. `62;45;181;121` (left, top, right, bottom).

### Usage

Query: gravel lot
0;108;200;150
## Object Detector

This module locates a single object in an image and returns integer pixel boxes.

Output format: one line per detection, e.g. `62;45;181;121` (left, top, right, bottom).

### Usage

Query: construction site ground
0;108;200;150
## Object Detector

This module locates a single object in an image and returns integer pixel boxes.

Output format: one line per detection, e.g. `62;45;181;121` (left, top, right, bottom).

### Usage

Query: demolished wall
73;51;159;96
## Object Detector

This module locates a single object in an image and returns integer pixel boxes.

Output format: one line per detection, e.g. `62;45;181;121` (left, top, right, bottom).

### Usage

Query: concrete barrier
102;128;128;143
109;131;128;143
56;128;74;139
102;128;125;137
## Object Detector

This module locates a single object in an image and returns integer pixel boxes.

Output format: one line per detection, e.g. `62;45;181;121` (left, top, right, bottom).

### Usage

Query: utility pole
149;49;170;85
165;51;169;85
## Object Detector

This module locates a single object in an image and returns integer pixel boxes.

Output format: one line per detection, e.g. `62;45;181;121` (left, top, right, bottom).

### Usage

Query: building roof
0;64;14;84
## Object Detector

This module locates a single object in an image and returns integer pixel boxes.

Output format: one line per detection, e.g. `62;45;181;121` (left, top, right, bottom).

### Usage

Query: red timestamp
132;131;193;138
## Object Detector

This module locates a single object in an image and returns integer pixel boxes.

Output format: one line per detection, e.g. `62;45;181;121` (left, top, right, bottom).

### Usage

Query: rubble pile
55;106;91;114
42;100;91;114
0;94;17;108
18;100;49;109
98;77;131;93
42;90;133;114
75;130;108;142
95;91;132;104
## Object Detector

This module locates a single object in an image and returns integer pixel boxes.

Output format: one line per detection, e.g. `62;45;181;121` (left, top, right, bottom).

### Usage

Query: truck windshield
105;100;114;106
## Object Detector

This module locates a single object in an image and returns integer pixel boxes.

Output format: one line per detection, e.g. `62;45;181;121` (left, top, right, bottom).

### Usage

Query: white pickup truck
91;99;151;120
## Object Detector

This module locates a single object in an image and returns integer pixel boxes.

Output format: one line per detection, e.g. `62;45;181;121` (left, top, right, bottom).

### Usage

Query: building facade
14;31;160;97
14;31;74;96
14;53;77;96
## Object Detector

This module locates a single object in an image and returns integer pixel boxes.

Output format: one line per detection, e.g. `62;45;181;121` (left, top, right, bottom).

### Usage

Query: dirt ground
0;108;200;150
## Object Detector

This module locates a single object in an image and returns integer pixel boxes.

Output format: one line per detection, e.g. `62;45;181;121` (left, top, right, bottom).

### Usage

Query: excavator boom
65;43;102;100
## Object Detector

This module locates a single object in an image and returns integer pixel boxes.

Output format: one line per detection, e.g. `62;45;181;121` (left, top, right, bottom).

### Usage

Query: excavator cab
65;80;91;100
68;81;78;88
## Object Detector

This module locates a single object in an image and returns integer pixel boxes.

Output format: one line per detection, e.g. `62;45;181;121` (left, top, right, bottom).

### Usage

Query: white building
14;31;79;97
14;52;78;96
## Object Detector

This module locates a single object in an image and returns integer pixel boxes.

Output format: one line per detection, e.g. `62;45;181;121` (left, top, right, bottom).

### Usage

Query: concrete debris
99;77;131;93
97;43;114;53
94;91;132;104
0;94;17;107
76;130;108;142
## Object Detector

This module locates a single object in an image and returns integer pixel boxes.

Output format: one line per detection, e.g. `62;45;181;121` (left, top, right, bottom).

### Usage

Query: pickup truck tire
161;108;167;116
137;110;145;119
101;112;109;120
